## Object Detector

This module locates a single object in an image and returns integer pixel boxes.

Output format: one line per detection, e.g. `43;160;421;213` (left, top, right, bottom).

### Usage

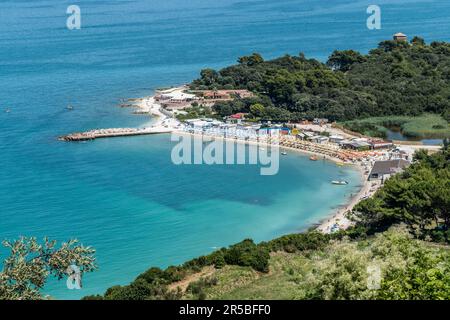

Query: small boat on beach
331;180;349;185
310;155;318;161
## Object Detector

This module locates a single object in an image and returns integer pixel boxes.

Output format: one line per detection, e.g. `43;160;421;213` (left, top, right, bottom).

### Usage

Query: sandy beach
316;167;377;233
132;94;181;131
280;145;375;233
135;96;166;124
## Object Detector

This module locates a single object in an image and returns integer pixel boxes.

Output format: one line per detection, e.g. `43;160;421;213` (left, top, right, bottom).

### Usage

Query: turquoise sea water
1;0;449;299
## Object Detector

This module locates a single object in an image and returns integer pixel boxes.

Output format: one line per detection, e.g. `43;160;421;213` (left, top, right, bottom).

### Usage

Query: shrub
224;239;270;272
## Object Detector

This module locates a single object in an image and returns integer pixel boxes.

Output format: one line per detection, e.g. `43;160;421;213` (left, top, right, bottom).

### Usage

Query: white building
310;135;329;144
329;135;345;144
369;159;410;181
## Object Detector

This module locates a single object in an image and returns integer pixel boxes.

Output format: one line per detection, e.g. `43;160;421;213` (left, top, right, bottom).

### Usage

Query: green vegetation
83;233;331;300
191;38;450;124
189;227;450;300
85;146;449;300
341;114;450;139
0;237;96;300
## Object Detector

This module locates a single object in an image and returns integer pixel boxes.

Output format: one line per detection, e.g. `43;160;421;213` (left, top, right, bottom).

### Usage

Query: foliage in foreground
86;225;450;300
83;232;332;300
0;237;96;300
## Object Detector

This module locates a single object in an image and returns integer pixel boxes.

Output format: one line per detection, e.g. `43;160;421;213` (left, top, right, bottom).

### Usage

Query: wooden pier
59;127;172;142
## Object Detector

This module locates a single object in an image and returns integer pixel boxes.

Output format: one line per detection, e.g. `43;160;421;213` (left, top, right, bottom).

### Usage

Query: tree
352;147;450;240
199;69;219;86
377;40;409;52
374;227;450;300
326;50;366;72
249;103;266;117
411;36;426;46
238;53;264;66
0;237;96;300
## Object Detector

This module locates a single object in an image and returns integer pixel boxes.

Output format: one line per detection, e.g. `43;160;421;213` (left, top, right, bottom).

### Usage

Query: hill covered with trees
191;37;450;123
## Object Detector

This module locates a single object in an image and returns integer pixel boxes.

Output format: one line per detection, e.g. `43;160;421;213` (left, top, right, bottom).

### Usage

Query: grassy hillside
180;227;450;300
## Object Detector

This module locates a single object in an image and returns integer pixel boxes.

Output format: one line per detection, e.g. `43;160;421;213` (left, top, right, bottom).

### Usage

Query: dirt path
168;266;216;292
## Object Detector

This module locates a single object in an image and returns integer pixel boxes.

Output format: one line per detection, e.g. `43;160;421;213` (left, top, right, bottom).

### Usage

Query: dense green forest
191;37;450;123
85;145;450;300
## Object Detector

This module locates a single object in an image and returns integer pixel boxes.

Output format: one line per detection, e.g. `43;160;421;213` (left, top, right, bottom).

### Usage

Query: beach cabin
341;140;371;151
391;149;410;161
303;131;316;139
209;120;223;127
296;133;306;140
258;127;283;136
329;135;345;144
368;159;410;181
185;119;212;131
280;128;291;135
310;135;329;144
369;140;394;150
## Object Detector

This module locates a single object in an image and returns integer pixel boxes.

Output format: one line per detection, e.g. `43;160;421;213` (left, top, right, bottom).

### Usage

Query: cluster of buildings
296;131;393;151
192;90;254;105
181;117;412;182
155;88;197;109
183;118;261;133
182;118;394;150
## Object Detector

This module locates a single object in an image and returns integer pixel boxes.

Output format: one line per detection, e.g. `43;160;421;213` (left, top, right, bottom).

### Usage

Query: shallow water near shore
1;0;450;299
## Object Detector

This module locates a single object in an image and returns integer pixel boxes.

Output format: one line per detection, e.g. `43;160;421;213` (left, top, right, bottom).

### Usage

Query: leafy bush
224;239;270;272
267;232;330;253
187;276;218;299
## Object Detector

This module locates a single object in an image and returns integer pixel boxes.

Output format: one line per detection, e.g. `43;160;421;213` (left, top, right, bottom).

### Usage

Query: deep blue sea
1;0;449;299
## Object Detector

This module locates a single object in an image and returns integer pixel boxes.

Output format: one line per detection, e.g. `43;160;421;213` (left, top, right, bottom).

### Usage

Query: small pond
386;129;444;146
